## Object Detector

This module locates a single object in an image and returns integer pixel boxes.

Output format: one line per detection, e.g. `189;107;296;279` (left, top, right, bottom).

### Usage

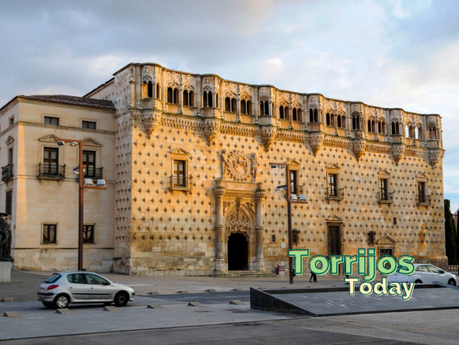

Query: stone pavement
0;269;350;302
2;270;459;344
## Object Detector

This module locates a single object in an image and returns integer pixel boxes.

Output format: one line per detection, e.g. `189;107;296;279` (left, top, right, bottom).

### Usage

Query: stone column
214;179;226;274
178;85;183;113
254;182;266;272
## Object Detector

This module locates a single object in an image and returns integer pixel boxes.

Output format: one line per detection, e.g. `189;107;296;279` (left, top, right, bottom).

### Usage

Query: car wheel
448;279;456;286
114;292;129;307
415;279;423;284
42;302;53;309
54;294;70;309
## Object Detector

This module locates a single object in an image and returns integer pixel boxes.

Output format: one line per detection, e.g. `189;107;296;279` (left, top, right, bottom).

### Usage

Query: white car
37;271;135;308
388;264;457;286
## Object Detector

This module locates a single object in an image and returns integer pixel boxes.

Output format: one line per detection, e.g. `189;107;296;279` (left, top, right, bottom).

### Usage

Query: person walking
309;270;317;283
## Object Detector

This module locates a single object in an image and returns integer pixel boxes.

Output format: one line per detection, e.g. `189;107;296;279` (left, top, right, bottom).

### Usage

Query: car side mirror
439;270;445;274
103;282;111;285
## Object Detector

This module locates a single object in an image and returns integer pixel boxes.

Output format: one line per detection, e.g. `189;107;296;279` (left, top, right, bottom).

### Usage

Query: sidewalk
0;269;352;301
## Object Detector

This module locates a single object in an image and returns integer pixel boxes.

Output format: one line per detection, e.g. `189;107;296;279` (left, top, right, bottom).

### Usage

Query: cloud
0;0;458;207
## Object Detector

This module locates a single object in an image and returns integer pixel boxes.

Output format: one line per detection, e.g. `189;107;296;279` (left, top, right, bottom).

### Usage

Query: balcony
1;164;13;181
326;187;344;203
84;167;103;180
417;194;431;207
377;191;394;205
169;175;193;194
38;163;66;180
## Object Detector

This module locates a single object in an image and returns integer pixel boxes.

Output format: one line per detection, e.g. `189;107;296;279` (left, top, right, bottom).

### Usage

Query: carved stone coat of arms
221;150;258;182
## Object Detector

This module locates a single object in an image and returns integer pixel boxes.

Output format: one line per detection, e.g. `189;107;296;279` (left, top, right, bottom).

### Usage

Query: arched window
240;100;251;115
156;83;160;99
147;81;153;98
368;119;375;133
167;86;179;104
352;114;360;130
260;101;270;115
378;120;385;134
203;91;213;107
279;106;286;120
292;108;300;122
183;90;194;106
428;126;437;139
417;126;422;140
224;96;237;112
309;109;318;123
326;113;330;126
391;121;400;135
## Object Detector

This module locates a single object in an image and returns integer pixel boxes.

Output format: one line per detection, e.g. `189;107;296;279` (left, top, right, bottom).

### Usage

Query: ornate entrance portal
228;233;248;270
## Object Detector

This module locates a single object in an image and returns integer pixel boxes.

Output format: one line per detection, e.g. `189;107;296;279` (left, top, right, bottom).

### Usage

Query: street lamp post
270;161;307;284
55;138;107;271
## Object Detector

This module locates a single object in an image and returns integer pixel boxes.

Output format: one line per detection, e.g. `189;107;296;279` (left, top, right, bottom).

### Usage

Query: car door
66;273;88;301
84;273;113;301
415;265;433;283
427;265;447;284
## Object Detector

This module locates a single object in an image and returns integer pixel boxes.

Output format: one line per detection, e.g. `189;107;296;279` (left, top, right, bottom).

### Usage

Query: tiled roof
18;95;115;110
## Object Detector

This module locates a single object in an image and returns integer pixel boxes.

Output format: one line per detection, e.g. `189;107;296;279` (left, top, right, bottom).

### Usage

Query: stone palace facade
0;62;446;275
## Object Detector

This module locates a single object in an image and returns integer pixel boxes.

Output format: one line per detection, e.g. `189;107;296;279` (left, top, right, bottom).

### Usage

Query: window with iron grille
289;170;298;194
5;190;12;216
328;226;341;256
44;116;59;126
43;147;58;175
173;160;186;187
418;182;426;203
43;224;57;244
83;225;94;244
379;178;389;200
82;121;96;130
328;174;338;197
83;151;96;178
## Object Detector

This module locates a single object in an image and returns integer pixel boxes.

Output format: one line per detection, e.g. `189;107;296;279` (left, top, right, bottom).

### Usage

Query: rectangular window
379;179;389;200
289;170;298;194
43;224;57;244
44;116;59;126
83;151;96;178
9;117;14;126
8;148;13;165
43;147;59;175
5;190;12;216
418;182;426;203
83;225;94;244
329;226;341;256
328;174;338;197
173;160;186;187
82;121;96;130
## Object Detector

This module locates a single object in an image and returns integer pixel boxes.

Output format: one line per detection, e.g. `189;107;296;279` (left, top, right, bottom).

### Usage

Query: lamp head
69;142;78;147
56;141;64;146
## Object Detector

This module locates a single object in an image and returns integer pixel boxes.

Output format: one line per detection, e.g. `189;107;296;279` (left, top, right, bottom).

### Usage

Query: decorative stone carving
391;143;405;164
143;110;162;137
0;213;13;262
204;118;221;146
260;126;277;152
352;138;366;161
221;150;258;182
429;148;444;167
225;199;253;235
309;132;324;156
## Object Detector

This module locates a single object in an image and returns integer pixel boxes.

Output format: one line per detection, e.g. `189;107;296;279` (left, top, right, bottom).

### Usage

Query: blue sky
0;0;458;211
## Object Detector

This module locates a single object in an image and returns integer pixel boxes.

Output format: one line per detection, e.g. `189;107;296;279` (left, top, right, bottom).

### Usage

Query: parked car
388;264;457;286
37;271;135;308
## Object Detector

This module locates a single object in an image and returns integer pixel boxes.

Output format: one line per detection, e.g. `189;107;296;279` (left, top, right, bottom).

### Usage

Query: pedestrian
309;270;317;283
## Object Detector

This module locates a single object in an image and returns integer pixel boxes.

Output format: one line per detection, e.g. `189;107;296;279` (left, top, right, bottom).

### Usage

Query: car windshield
44;273;61;284
396;266;412;275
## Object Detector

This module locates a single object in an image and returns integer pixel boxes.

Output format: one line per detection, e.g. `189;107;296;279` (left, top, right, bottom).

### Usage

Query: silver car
388;264;457;286
37;271;135;308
